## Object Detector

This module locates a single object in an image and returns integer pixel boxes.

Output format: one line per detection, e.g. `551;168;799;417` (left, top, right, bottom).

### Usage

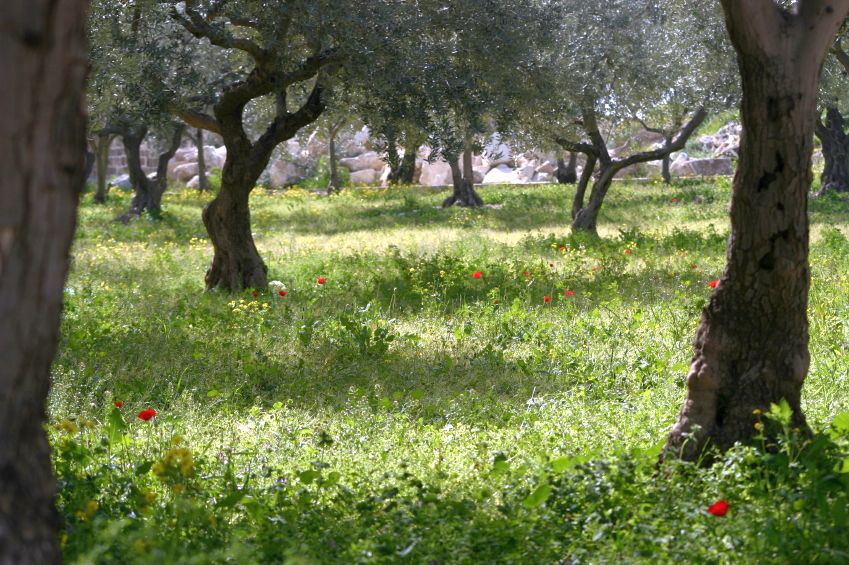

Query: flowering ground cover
52;180;849;563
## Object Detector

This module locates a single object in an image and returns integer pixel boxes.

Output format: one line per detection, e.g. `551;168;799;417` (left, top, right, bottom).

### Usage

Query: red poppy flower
708;279;719;289
137;408;157;421
624;249;633;255
252;290;260;298
279;290;288;297
523;271;530;277
671;197;679;203
565;290;574;296
558;246;567;251
543;295;552;303
707;499;729;517
317;277;326;285
472;271;483;279
114;401;123;408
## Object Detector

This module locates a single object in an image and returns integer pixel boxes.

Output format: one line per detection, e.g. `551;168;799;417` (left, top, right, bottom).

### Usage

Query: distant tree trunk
389;143;417;185
0;1;88;562
665;0;849;461
85;145;95;182
119;123;184;221
571;153;596;220
442;138;483;208
196;128;209;191
327;120;344;194
557;151;578;184
92;134;113;204
814;106;849;195
568;107;706;235
662;135;673;185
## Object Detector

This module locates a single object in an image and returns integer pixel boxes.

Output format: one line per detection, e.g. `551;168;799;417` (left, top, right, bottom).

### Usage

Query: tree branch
832;41;849;74
173;4;268;63
611;108;708;171
582;108;611;164
554;137;595;155
171;106;223;135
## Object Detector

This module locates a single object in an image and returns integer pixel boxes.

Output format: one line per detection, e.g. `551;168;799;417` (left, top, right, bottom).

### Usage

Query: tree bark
814;106;849;195
571;153;596;220
327;120;344;194
196;128;209;191
557;151;578;184
92;134;113;204
442;139;483;208
119;123;184;221
665;0;849;461
0;1;88;562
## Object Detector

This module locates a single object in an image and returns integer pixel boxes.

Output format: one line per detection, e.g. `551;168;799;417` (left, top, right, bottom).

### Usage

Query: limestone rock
419;159;453;186
350;168;379;185
339;151;385;173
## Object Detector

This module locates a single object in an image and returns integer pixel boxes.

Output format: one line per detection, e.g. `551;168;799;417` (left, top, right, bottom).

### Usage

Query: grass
54;180;849;563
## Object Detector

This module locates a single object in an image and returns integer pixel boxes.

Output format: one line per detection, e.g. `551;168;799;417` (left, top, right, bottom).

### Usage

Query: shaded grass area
54;181;849;563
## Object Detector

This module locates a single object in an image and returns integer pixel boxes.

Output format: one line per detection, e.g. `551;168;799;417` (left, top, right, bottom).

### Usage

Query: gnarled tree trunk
442;139;483;208
0;1;88;561
389;145;417;185
202;145;268;290
661;135;673;185
814;106;849;195
119;123;184;221
665;0;849;461
557;151;578;184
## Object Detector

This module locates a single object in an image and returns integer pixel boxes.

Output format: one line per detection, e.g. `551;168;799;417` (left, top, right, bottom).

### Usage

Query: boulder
671;157;734;177
419;159;453;186
515;165;537;183
536;161;557;175
108;174;132;191
173;162;199;183
536;172;553;183
269;160;306;188
186;175;200;189
483;164;520;185
339;151;385;173
350;168;379;185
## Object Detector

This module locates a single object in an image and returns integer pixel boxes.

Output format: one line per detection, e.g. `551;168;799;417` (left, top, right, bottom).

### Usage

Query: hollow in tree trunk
814;106;849;196
118;123;185;221
442;140;483;208
665;0;849;461
196;128;209;191
0;1;88;561
557;151;578;184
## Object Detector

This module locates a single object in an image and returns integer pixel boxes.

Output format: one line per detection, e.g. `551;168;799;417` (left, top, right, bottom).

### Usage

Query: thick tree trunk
442;141;484;208
665;0;849;461
196;128;209;192
93;134;112;204
119;124;184;221
0;1;88;562
571;153;596;220
557;151;578;184
203;147;268;290
84;147;95;183
814;107;849;195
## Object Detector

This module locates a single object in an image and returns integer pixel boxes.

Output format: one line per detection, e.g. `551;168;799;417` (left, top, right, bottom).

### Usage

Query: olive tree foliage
87;0;204;215
352;0;559;206
514;0;735;231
